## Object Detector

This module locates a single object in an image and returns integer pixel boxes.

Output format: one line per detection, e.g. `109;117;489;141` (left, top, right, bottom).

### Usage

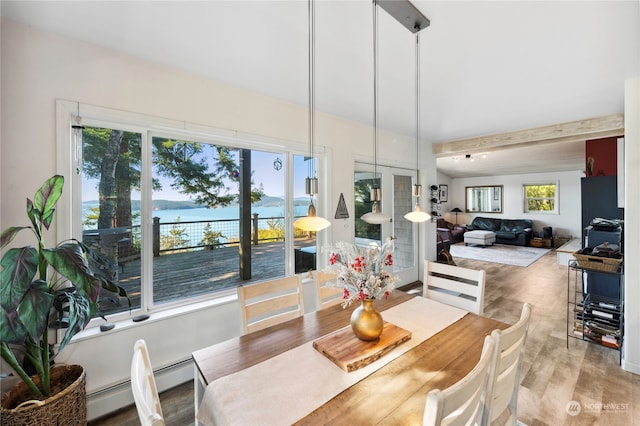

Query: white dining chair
483;303;532;425
423;335;496;426
424;260;486;315
131;339;165;426
315;270;343;310
238;275;304;334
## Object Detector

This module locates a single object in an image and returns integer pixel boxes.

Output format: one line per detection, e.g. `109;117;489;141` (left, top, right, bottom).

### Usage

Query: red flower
351;256;366;272
329;252;338;265
358;290;367;300
384;253;393;266
343;288;350;299
385;291;390;300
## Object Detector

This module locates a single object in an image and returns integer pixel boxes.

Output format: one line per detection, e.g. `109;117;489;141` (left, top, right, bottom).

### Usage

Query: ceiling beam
432;113;624;157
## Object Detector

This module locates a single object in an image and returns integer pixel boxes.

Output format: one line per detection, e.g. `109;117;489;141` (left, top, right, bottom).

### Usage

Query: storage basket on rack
573;250;623;272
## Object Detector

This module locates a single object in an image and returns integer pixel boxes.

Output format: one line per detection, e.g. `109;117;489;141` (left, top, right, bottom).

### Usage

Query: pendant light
294;0;331;232
361;0;391;225
404;31;431;223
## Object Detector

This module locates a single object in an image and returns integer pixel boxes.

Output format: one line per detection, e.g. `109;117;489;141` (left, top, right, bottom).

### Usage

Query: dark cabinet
581;176;623;232
581;176;624;300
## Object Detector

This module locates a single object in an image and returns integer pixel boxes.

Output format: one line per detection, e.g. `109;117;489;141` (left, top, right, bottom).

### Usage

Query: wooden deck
100;240;315;314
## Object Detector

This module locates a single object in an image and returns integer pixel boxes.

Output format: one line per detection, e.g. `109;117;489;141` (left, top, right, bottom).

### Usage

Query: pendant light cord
415;31;420;183
308;0;315;184
372;0;378;186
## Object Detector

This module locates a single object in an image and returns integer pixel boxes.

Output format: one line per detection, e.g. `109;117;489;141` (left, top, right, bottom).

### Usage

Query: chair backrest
315;270;343;310
423;260;486;315
423;335;496;426
131;339;165;426
238;275;304;334
483;303;532;425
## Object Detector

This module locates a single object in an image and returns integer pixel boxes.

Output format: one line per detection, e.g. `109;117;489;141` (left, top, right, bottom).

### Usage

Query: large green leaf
26;199;41;240
0;226;30;250
33;175;64;231
42;244;100;304
16;279;54;341
55;291;92;354
0;247;38;310
0;307;29;344
40;208;56;232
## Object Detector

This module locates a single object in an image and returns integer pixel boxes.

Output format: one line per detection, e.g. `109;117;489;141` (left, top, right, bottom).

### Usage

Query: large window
59;102;325;322
523;183;558;213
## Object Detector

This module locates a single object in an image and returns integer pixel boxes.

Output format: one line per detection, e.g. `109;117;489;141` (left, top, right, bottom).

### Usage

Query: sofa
436;218;466;245
467;217;533;246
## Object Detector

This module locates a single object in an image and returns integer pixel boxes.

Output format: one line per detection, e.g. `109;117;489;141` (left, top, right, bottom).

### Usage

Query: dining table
192;290;508;425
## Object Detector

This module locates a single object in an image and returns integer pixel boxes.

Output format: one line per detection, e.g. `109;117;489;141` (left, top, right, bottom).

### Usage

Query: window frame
56;100;328;328
522;182;559;214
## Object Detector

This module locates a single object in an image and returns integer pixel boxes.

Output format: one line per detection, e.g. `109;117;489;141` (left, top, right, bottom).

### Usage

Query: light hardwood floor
90;249;639;425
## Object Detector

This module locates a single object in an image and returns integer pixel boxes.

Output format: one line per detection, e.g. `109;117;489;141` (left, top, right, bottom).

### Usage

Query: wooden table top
192;291;508;425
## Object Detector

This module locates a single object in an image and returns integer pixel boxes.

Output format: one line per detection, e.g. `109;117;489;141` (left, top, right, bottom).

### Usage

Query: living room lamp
361;1;392;225
450;207;463;225
404;30;430;223
294;0;331;232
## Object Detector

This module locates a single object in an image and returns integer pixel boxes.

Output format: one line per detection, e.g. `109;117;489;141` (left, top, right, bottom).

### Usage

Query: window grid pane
81;126;142;316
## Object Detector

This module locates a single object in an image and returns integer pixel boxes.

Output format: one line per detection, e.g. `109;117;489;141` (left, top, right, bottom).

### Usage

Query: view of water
82;203;310;245
83;204;308;223
151;205;307;223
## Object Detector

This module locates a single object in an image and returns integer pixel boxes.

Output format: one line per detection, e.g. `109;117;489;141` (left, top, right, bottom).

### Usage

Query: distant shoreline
83;196;310;211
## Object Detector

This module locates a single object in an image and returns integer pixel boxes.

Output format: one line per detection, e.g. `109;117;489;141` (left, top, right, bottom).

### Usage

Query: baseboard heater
87;357;194;421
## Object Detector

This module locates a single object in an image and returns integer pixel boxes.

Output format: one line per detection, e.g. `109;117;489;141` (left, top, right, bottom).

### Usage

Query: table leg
194;364;206;426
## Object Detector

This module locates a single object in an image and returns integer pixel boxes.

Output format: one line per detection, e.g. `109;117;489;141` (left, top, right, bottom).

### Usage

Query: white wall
0;20;423;418
436;171;454;221
448;170;583;238
623;76;640;375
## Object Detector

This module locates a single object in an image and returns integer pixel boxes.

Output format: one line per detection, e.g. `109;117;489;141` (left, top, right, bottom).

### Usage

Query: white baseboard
87;358;193;421
621;358;640;375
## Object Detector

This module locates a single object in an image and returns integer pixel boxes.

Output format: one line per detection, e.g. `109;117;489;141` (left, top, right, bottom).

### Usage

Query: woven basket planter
0;364;86;426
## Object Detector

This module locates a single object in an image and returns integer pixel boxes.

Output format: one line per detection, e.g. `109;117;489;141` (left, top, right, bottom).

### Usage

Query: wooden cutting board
313;322;412;372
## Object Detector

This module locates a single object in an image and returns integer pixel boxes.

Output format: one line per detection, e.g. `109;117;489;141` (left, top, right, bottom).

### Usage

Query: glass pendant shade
294;199;331;231
361;187;391;224
404;203;431;223
361;202;391;224
405;183;431;223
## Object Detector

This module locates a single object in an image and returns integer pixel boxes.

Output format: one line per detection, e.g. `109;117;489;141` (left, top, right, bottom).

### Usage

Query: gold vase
350;299;384;341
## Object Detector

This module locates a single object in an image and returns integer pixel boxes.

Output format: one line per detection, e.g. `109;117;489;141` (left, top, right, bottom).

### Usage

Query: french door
354;162;419;285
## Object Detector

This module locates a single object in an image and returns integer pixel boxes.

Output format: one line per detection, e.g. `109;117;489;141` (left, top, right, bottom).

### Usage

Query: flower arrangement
326;239;398;308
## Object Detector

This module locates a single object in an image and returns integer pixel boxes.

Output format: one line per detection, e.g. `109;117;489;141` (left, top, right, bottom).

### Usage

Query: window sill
60;291;237;345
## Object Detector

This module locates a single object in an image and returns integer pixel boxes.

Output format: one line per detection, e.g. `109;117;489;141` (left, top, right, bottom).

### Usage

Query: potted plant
0;175;128;424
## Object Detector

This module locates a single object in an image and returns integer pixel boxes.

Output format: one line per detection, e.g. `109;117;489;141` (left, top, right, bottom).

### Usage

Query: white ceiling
2;1;638;178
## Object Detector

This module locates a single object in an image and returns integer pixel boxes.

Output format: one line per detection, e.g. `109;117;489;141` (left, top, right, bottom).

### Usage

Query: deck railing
102;214;307;259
